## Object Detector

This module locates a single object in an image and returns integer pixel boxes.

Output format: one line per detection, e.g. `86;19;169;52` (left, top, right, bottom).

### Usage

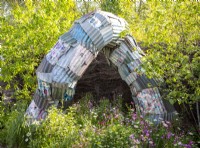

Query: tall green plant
0;0;79;100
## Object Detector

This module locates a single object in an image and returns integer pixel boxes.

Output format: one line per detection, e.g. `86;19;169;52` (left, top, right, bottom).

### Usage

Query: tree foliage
0;0;79;100
101;0;200;105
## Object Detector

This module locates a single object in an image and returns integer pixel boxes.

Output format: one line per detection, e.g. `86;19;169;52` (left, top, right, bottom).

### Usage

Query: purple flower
140;135;146;141
143;129;150;137
89;101;93;108
143;129;147;133
182;141;194;148
167;132;173;139
182;144;192;148
140;120;144;125
129;134;134;139
189;141;193;145
132;113;137;120
146;132;150;137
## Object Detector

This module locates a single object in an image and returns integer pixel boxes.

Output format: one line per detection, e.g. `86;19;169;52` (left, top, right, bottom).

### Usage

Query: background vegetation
0;0;199;147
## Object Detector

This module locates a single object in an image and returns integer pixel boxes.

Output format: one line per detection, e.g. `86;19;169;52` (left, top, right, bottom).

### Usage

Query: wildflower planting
0;95;199;148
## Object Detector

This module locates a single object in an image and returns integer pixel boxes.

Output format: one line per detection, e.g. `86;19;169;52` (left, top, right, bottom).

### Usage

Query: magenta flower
167;132;173;139
146;132;150;137
182;141;194;148
189;141;193;145
140;120;144;125
182;144;192;148
132;113;137;120
143;129;150;137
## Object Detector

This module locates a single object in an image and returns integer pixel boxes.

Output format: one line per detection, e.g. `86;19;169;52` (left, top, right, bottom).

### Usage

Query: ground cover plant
0;95;199;148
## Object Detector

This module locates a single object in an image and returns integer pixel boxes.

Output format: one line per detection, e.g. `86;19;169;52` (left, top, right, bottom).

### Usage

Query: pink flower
149;140;154;145
129;134;134;139
162;121;168;128
167;132;173;139
140;135;146;141
140;120;144;125
114;114;119;119
132;113;137;120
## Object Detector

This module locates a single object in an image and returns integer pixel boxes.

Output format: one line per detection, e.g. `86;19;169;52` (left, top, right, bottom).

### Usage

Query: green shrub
0;101;10;145
90;124;132;148
3;101;29;148
0;0;79;100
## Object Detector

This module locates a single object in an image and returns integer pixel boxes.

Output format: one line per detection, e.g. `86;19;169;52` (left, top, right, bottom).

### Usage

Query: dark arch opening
73;51;133;109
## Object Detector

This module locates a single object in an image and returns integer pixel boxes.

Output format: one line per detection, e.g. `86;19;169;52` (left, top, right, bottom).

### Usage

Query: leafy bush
0;100;28;148
90;123;132;148
29;106;80;148
0;0;79;100
0;101;10;145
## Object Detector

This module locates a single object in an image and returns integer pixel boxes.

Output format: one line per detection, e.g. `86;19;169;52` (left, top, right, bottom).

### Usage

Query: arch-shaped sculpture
26;10;176;122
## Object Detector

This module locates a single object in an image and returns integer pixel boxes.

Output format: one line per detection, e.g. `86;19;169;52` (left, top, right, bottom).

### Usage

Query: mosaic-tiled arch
26;10;176;122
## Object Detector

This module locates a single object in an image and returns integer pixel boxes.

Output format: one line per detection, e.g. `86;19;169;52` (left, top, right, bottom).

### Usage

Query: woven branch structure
26;10;176;123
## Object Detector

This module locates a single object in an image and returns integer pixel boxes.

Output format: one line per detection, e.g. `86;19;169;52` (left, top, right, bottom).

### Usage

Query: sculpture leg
109;35;176;122
25;39;96;122
25;10;128;122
